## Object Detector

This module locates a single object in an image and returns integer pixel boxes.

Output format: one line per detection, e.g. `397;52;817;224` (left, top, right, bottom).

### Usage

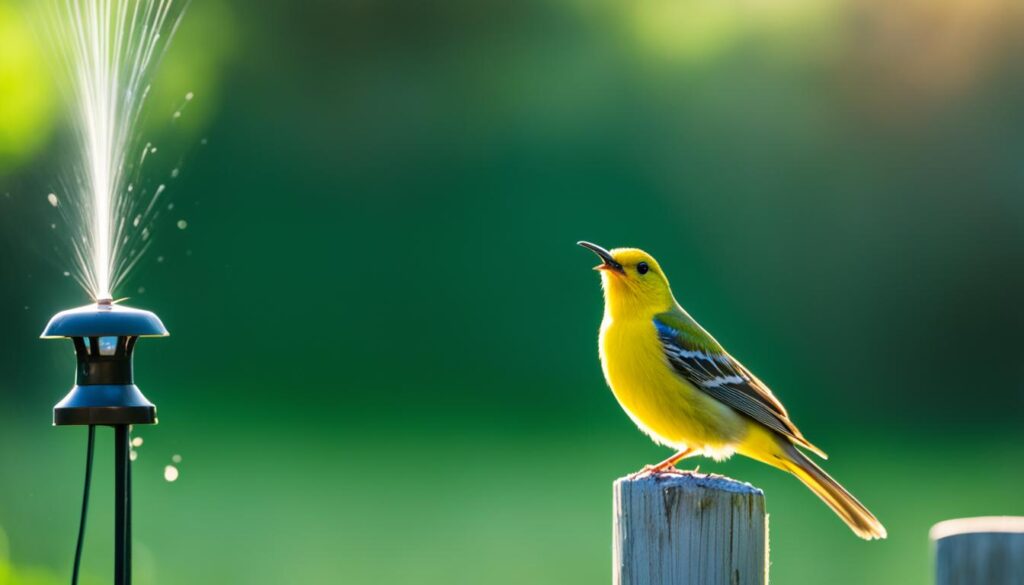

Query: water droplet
133;215;141;227
142;228;150;241
128;184;134;192
177;220;188;230
150;146;157;154
51;224;56;229
170;168;179;178
200;138;208;145
63;271;70;277
172;111;181;119
129;450;138;461
157;256;165;263
167;202;175;210
164;465;179;482
172;454;182;463
131;437;143;447
185;91;194;101
47;193;59;207
138;286;146;294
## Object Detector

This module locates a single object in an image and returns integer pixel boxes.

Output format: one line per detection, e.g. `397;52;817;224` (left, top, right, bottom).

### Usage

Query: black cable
71;425;95;585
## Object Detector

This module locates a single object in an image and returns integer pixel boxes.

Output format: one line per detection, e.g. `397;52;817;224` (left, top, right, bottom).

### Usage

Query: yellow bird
579;241;886;540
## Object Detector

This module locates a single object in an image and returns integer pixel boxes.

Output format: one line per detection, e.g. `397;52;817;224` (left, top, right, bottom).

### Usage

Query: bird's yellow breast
599;315;747;454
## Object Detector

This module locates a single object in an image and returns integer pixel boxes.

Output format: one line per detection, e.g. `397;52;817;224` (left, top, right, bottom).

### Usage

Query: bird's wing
653;311;827;458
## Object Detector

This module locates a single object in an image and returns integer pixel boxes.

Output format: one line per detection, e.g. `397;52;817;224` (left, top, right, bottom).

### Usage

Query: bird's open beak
578;241;624;273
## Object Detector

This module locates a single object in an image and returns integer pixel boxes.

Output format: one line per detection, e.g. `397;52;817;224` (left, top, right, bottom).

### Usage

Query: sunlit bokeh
0;1;56;173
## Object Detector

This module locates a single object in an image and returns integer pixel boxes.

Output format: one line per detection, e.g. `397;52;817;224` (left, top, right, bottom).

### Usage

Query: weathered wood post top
614;471;769;585
931;516;1024;585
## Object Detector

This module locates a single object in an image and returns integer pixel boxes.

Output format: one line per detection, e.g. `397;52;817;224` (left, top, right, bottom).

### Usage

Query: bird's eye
637;262;649;275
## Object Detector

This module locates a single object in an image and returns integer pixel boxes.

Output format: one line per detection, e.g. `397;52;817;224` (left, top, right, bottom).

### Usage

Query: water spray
43;298;167;584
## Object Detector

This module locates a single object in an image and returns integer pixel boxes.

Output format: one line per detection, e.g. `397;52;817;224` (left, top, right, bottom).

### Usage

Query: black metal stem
71;425;95;585
114;425;130;585
127;428;133;585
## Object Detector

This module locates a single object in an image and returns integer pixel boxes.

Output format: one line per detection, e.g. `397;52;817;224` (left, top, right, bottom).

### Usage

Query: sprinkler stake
43;301;167;585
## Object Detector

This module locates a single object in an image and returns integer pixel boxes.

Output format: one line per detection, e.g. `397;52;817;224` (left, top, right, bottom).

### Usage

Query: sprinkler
43;298;167;585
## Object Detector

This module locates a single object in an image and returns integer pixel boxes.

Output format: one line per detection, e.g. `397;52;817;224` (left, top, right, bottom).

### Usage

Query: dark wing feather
653;315;826;457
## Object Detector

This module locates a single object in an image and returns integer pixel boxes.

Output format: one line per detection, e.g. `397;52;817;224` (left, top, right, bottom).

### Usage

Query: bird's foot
627;462;684;479
626;465;657;480
627;462;702;480
627;448;695;479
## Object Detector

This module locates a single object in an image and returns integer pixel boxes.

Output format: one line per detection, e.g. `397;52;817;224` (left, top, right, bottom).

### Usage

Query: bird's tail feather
777;439;887;540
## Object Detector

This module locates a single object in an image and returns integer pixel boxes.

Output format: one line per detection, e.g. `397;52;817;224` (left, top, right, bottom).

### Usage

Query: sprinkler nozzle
42;302;168;426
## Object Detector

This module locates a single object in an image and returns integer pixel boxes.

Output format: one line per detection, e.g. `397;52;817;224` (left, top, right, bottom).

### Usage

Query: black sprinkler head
42;300;168;426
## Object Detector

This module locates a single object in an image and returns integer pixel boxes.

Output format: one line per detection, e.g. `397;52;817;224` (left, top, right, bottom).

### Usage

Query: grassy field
2;413;1022;585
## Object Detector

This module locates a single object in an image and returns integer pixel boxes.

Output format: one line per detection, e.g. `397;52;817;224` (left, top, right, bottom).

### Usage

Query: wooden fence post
931;516;1024;585
613;472;768;585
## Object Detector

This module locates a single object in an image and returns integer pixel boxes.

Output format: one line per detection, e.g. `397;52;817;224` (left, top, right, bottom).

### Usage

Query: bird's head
578;241;674;317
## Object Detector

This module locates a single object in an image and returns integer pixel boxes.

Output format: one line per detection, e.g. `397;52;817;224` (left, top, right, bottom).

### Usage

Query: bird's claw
627;463;684;480
627;463;701;480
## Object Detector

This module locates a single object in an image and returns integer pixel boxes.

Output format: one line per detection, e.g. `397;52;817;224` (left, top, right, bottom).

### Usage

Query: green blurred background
2;0;1024;583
